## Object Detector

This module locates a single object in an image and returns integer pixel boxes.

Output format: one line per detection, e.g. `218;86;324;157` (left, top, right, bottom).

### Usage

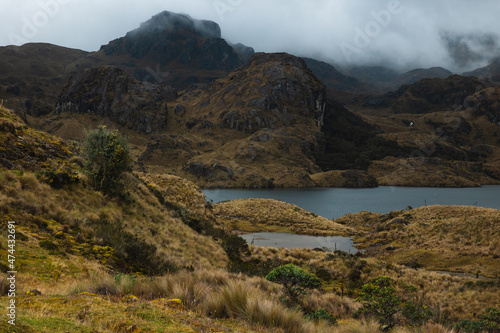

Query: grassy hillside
1;105;499;332
334;205;500;277
213;198;356;236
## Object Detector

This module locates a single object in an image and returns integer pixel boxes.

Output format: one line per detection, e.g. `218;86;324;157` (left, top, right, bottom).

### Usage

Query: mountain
348;65;401;86
364;75;487;113
346;65;453;92
100;11;253;87
463;56;500;81
302;57;364;92
395;67;453;87
0;11;255;121
138;52;403;187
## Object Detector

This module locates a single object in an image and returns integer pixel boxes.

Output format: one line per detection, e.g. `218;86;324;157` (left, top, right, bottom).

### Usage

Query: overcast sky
2;0;500;72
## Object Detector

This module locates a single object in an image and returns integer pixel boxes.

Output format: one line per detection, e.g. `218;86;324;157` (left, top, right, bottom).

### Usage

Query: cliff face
138;53;331;187
177;53;327;133
55;66;174;133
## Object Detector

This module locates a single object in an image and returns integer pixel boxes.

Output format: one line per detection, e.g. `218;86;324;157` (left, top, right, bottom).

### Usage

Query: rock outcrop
179;53;328;134
56;66;174;133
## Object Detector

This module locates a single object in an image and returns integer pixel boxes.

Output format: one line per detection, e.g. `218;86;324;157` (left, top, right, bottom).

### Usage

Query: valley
1;9;500;333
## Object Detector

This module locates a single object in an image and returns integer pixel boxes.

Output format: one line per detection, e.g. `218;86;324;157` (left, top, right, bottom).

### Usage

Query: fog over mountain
2;0;500;73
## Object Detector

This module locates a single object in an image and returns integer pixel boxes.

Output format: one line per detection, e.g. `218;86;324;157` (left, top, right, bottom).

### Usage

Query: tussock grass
336;319;382;333
336;205;500;277
0;168;228;272
418;322;456;333
56;269;332;332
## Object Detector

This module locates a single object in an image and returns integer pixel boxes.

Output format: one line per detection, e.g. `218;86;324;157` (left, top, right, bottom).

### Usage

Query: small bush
84;126;130;195
305;308;337;325
354;276;400;331
266;264;321;304
454;307;500;333
42;168;79;189
39;240;58;251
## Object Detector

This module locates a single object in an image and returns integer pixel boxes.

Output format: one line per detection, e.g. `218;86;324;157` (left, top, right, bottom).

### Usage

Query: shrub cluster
83;126;130;195
354;276;433;331
454;307;500;333
42;167;79;189
266;264;321;304
86;218;176;275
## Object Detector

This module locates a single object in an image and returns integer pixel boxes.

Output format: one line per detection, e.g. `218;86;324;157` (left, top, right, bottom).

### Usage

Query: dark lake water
203;186;500;219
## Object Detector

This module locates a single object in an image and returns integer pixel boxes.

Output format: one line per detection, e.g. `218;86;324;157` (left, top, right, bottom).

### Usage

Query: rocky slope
364;75;487;113
135;52;403;187
55;66;175;133
354;74;500;186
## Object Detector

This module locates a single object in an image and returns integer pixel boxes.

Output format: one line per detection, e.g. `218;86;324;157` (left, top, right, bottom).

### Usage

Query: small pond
240;232;359;253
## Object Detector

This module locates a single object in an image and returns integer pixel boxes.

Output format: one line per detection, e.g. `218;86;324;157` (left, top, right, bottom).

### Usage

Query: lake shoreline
204;185;500;219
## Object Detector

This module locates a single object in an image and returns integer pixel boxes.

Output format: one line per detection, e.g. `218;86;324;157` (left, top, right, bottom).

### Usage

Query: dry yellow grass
138;172;210;216
214;198;356;236
246;244;500;323
335;205;500;277
0;169;228;274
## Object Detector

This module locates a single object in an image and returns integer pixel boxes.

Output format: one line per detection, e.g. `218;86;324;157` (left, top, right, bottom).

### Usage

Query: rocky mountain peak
99;11;243;75
129;11;221;39
176;52;328;133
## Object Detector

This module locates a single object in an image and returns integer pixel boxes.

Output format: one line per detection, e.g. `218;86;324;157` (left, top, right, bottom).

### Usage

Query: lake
203;186;500;219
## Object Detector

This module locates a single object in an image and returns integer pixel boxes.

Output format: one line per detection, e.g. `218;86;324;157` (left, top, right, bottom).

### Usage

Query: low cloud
1;0;499;72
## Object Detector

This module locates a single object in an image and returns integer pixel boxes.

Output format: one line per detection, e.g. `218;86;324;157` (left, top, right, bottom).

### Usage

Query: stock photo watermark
386;77;495;189
340;0;404;62
7;0;73;45
6;221;17;326
213;0;243;21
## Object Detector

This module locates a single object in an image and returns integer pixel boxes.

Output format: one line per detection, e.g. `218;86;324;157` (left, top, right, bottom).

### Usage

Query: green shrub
42;168;79;189
455;308;500;333
305;308;337;325
266;264;321;304
354;276;400;331
355;276;433;331
400;283;433;327
84;126;130;195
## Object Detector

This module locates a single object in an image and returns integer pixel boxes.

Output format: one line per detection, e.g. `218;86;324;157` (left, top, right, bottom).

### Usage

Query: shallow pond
240;232;359;253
